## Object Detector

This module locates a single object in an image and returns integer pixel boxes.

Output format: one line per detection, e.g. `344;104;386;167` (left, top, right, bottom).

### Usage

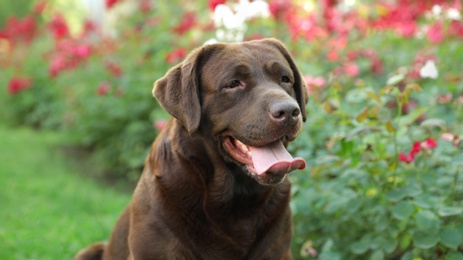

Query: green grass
0;126;131;259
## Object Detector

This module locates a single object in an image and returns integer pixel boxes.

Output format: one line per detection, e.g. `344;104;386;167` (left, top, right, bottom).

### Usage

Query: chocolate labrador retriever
75;38;308;260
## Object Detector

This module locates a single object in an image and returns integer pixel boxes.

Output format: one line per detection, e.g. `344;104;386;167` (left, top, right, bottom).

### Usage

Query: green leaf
350;234;374;255
385;121;396;133
420;118;446;129
440;227;463;249
392;201;415;220
386;188;407;202
382;236;397;254
404;182;423;197
457;223;463;237
357;107;369;122
350;239;370;254
400;107;428;126
370;250;384;260
386;74;405;85
445;252;463;260
400;233;412;249
366;90;382;103
413;193;437;209
438;207;463;217
413;230;439;249
415;210;440;231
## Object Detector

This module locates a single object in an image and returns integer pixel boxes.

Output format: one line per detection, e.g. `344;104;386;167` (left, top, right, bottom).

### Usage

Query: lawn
0;125;131;259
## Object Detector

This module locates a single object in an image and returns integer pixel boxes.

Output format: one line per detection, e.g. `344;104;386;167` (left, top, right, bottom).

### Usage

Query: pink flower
8;77;32;94
437;93;452;104
441;133;461;147
34;1;47;14
97;82;111;96
427;22;444;44
140;0;151;13
74;44;92;58
154;119;168;131
165;48;187;64
344;63;359;77
397;21;417;37
49;13;69;40
49;54;67;78
304;75;326;94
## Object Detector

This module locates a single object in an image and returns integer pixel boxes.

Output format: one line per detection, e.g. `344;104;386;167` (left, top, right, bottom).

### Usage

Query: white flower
203;38;219;45
419;60;439;79
214;4;246;30
213;0;269;42
431;5;442;17
446;8;462;20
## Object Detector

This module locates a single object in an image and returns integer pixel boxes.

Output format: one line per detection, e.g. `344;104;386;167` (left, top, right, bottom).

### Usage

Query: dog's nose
269;101;300;126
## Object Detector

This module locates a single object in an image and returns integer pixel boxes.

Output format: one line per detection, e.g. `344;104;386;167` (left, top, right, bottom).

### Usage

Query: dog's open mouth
222;136;306;176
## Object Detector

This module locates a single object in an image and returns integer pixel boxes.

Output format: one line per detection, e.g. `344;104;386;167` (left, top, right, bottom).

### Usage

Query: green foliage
1;0;463;259
0;126;131;259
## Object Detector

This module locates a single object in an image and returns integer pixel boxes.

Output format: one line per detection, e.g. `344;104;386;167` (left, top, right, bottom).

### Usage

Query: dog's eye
227;80;242;89
281;76;291;83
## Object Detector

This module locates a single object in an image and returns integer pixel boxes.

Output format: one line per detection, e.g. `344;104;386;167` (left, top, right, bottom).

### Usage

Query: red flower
82;20;97;36
411;142;421;156
8;77;32;94
399;152;414;163
421;138;437;149
0;15;37;43
208;0;226;11
47;40;93;77
97;82;111;96
106;0;119;9
427;22;444;44
165;48;187;64
399;138;438;163
106;61;123;77
449;20;463;39
173;12;196;35
268;0;293;20
49;13;69;40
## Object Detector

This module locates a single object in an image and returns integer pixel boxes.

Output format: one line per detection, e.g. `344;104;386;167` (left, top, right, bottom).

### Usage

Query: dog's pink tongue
249;141;306;175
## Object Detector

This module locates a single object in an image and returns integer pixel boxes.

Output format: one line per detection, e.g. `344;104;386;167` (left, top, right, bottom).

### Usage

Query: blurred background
1;0;463;259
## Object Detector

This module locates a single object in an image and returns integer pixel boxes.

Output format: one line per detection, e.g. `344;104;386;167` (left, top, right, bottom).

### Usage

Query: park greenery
1;0;462;259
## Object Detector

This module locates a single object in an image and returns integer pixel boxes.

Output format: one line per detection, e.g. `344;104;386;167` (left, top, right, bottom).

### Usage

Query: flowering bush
1;0;462;258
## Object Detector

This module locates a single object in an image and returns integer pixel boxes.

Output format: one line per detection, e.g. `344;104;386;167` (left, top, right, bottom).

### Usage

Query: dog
75;38;308;260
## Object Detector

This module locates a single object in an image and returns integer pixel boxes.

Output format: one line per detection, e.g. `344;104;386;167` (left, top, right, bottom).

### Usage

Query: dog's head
153;38;308;185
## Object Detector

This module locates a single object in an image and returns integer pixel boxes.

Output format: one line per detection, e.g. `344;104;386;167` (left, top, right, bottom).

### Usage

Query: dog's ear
153;48;203;135
260;38;309;122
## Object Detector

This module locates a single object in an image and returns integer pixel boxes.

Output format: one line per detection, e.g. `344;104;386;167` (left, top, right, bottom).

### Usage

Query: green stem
450;165;461;201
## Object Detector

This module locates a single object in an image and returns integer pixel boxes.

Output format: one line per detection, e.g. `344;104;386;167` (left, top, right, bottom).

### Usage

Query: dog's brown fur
75;38;308;260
